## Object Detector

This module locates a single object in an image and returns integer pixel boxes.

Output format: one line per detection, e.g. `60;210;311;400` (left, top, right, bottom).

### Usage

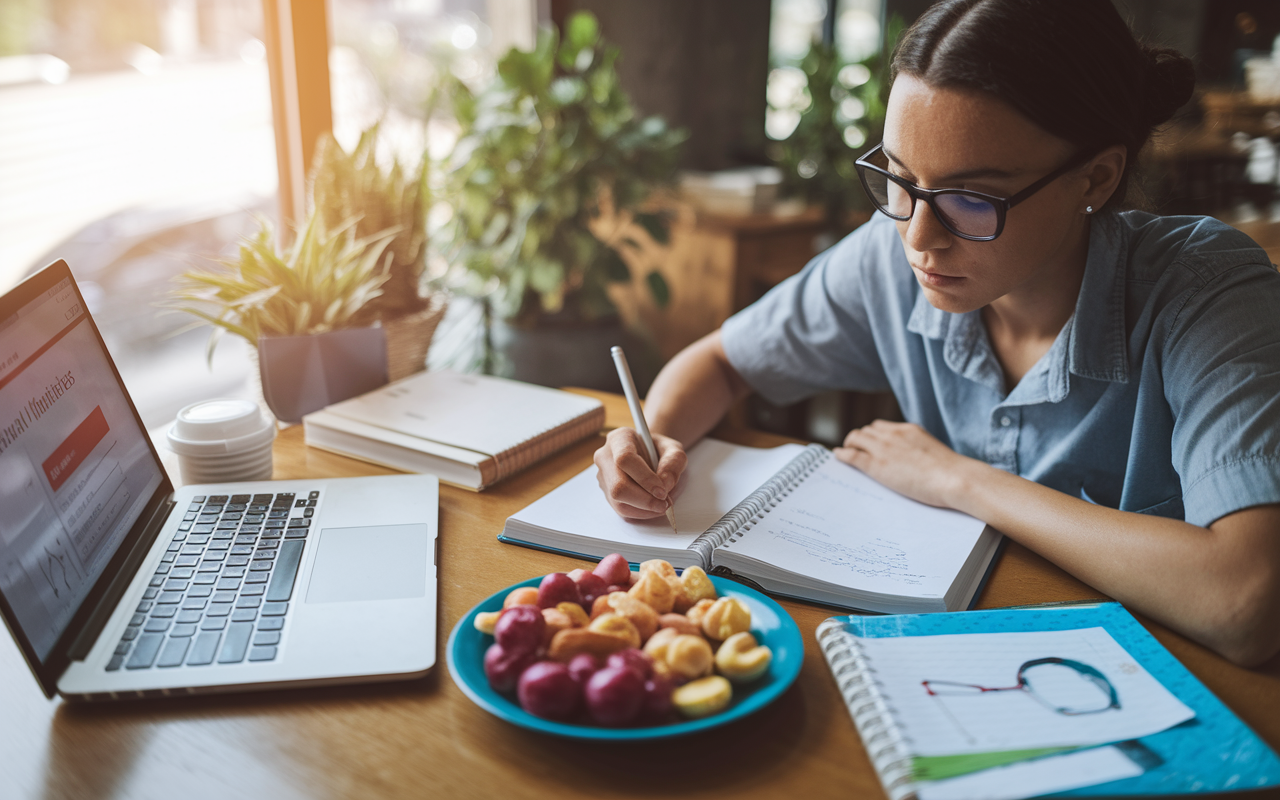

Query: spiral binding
816;618;918;800
688;443;828;565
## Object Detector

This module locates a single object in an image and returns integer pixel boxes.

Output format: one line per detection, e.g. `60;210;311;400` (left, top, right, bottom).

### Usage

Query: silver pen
610;346;677;532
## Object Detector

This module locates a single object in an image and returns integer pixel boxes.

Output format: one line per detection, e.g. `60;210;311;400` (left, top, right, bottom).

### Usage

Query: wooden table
6;391;1280;800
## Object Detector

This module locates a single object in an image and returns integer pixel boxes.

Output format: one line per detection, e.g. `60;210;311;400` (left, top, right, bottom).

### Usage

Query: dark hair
891;0;1195;210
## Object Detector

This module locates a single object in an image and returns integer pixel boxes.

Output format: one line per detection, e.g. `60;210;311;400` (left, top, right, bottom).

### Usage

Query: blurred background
1;0;1277;442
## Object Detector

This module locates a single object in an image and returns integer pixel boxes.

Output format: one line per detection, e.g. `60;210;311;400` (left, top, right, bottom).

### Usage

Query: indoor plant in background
310;125;448;382
440;11;686;390
171;208;398;423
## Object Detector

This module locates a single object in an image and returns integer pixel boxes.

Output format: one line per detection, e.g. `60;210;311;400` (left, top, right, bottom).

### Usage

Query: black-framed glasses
922;657;1121;716
855;143;1094;241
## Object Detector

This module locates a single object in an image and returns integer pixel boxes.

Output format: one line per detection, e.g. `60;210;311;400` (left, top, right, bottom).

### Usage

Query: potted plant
171;208;398;422
440;11;685;389
310;125;447;381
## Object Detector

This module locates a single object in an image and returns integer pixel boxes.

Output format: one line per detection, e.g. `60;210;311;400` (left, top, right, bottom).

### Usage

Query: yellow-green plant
310;125;429;320
171;210;397;362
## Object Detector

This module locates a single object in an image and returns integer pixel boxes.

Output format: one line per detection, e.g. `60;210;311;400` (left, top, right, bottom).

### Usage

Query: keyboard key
114;640;132;655
126;633;164;668
308;490;319;498
169;567;195;579
235;534;257;544
231;545;254;556
260;529;283;539
218;622;254;663
157;638;190;667
294;499;307;508
150;605;176;619
284;529;308;540
230;494;250;504
144;618;171;633
181;544;205;555
264;520;286;529
193;574;218;585
129;613;146;627
216;578;241;591
193;524;216;534
187;631;221;665
250;559;274;570
200;617;227;631
267;540;304;602
235;596;261;608
161;552;177;563
106;654;125;671
209;592;234;606
170;623;198;637
248;646;277;662
172;530;187;540
252;493;272;503
176;555;200;567
163;579;188;592
182;598;208;611
253;631;281;646
257;617;284;631
143;587;159;600
203;551;226;561
205;602;233;617
154;564;171;575
166;541;182;552
197;562;223;573
136;601;153;613
208;539;231;550
223;567;247;578
288;517;310;527
215;521;238;530
231;608;257;623
177;610;202;624
303;508;314;518
244;571;269;584
262;602;288;616
188;585;212;597
158;591;183;604
227;556;250;567
183;512;197;522
149;575;164;587
268;509;288;518
186;534;211;545
122;626;140;641
240;583;265;596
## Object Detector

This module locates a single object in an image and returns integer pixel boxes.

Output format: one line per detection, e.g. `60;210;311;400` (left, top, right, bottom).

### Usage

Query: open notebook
499;439;1002;613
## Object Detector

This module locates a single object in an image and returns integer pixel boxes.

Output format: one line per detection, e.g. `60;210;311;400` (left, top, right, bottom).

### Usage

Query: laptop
0;260;439;700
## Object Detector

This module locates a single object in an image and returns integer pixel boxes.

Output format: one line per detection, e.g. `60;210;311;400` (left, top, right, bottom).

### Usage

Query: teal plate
446;575;804;740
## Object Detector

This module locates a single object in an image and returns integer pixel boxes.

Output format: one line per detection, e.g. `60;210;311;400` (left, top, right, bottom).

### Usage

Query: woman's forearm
946;459;1280;666
645;331;751;446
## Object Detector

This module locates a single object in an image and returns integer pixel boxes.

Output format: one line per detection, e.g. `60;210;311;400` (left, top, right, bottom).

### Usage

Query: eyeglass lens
1021;662;1115;714
862;161;1001;239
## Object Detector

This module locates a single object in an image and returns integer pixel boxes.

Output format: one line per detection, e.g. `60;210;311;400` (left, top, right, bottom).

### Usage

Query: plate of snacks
446;554;804;740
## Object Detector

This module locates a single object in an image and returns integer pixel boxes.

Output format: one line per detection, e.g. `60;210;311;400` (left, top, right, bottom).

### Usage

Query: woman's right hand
593;427;688;520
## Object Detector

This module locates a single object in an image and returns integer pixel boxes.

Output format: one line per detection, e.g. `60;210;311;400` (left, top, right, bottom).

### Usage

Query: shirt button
1000;416;1012;427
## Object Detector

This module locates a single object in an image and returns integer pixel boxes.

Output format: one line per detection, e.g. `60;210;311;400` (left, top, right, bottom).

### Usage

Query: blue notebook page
831;602;1280;795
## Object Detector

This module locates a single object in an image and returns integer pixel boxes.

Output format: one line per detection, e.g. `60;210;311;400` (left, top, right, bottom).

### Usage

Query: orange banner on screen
43;405;108;491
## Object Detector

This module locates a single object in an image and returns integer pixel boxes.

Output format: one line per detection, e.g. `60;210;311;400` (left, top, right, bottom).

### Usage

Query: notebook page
720;456;988;598
915;745;1145;800
508;439;807;554
855;628;1195;757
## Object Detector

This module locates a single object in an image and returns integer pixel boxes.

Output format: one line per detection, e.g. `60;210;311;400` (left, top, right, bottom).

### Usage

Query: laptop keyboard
105;490;319;672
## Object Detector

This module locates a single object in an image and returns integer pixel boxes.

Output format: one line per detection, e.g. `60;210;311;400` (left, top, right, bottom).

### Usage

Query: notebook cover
830;602;1280;795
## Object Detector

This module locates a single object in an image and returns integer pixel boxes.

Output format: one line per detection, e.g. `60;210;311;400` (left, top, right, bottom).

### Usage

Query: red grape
606;648;653;679
494;605;545;654
593;553;632;586
584;666;645;726
518;661;582;721
484;643;537;693
537;573;582;609
573;572;608;607
567;653;600;686
639;675;674;724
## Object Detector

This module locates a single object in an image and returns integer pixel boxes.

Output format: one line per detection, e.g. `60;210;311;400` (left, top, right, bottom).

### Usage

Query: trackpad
305;524;429;604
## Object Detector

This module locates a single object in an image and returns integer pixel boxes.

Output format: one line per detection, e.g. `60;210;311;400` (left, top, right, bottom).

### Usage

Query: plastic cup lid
166;399;274;456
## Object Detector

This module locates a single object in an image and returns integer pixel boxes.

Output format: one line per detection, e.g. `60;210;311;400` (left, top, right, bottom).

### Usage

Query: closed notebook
500;438;1002;614
815;602;1280;800
302;370;605;491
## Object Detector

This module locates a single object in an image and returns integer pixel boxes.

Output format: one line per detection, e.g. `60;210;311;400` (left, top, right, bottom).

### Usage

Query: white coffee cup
165;399;275;485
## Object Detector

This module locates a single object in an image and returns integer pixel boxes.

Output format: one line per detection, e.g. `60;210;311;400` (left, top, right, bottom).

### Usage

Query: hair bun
1141;45;1195;128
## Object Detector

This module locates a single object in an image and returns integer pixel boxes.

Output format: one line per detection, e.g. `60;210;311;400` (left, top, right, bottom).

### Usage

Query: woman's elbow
1206;566;1280;668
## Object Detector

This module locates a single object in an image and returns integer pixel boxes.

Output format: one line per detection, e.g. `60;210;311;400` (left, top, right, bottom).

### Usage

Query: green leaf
645;270;671;308
634;212;671;245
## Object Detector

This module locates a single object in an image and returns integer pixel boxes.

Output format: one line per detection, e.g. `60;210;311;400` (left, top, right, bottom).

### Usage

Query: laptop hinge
67;496;176;661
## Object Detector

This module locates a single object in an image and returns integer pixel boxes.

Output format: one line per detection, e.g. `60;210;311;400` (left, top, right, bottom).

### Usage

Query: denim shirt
721;210;1280;527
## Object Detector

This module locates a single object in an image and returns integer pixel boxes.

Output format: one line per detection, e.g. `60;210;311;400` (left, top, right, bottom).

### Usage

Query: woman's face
882;74;1094;314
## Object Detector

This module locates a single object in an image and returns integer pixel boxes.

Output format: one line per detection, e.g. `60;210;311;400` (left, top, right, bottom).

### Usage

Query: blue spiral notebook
816;602;1280;799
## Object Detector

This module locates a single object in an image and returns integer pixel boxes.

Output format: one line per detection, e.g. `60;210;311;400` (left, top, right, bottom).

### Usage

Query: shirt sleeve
1164;249;1280;527
720;217;896;406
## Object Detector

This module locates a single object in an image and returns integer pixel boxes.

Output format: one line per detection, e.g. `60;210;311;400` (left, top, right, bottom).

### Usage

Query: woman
594;0;1280;667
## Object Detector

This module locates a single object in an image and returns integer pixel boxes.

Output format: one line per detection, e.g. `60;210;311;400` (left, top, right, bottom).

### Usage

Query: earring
1085;205;1094;214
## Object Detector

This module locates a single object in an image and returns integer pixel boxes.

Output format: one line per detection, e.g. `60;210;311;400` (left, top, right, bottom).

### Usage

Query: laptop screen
0;270;164;661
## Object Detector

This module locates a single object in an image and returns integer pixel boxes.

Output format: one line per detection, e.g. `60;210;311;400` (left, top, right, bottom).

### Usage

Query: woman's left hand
834;420;981;509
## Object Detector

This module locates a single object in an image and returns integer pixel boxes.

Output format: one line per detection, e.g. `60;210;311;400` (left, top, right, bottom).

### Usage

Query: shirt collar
905;212;1130;395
